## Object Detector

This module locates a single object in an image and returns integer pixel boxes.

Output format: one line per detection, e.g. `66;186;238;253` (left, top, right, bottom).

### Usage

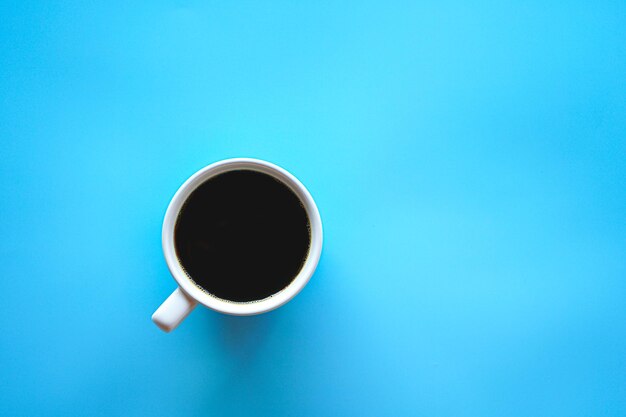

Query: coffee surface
174;170;311;302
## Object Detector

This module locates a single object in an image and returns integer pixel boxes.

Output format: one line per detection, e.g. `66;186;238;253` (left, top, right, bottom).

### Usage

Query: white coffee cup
152;158;323;332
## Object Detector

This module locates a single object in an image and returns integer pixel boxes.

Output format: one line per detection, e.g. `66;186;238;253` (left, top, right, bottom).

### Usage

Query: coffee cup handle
152;288;197;332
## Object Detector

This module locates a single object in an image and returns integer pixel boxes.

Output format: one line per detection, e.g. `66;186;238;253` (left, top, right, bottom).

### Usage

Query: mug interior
162;158;322;316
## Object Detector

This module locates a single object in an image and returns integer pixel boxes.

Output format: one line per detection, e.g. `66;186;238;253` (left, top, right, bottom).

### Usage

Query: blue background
1;1;625;416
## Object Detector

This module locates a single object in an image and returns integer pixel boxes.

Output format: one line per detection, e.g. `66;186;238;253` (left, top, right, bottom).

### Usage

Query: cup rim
162;158;323;316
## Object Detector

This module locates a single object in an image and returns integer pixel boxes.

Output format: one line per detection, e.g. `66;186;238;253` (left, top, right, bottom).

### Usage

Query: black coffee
174;170;311;302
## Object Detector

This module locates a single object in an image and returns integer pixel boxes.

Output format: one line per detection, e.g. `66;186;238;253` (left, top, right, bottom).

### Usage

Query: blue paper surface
1;1;625;416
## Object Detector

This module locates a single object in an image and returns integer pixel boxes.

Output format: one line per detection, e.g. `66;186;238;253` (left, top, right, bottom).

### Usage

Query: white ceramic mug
152;158;323;332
